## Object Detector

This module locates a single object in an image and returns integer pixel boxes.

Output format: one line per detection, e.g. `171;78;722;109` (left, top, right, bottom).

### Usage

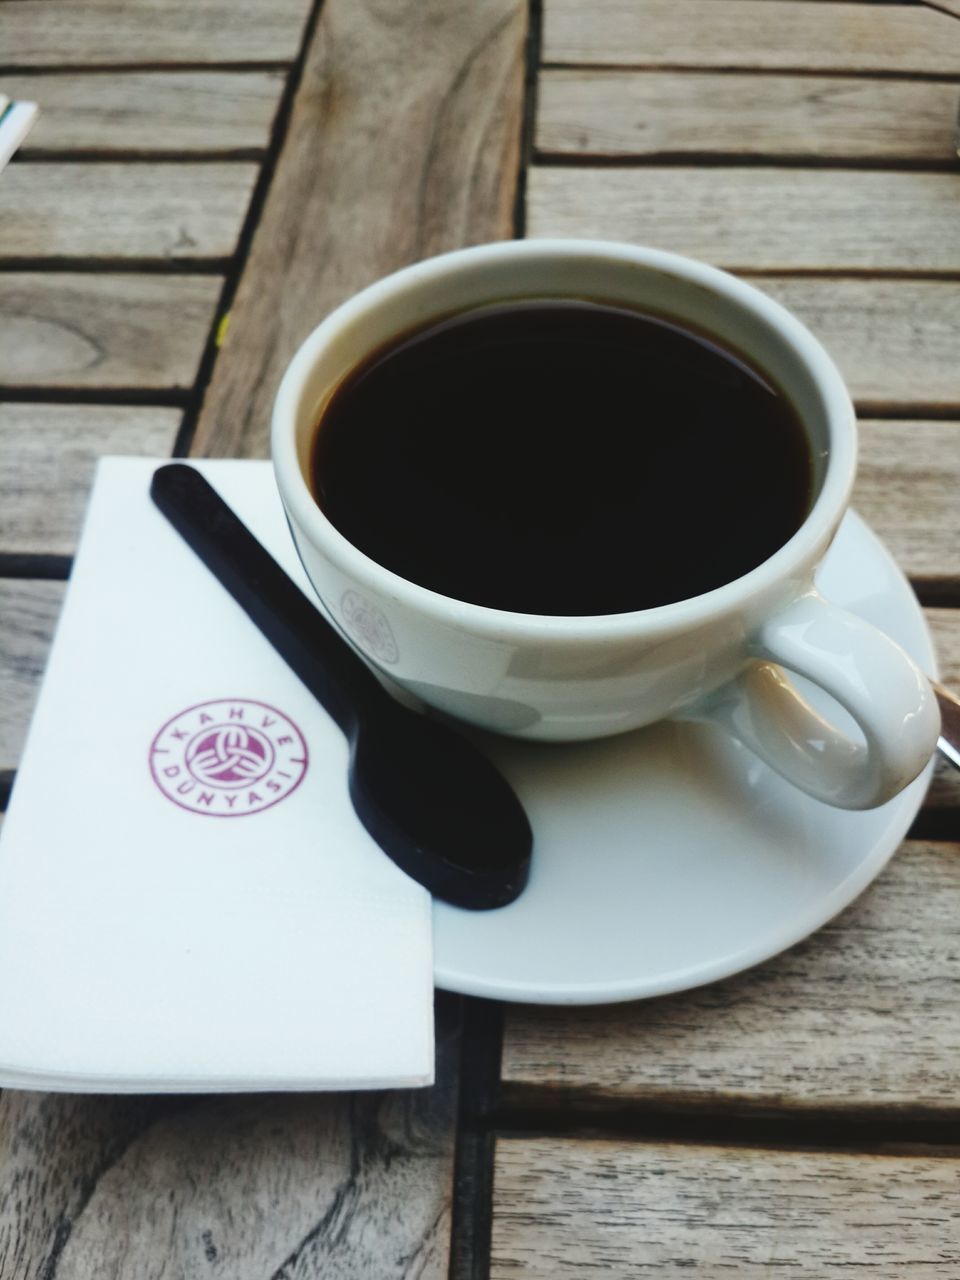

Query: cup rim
272;238;856;640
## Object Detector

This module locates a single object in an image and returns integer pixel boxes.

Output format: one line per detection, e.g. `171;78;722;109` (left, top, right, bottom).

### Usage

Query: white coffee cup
272;240;939;810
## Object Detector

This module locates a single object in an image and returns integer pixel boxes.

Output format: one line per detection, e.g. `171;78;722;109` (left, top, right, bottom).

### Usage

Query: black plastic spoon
150;464;532;909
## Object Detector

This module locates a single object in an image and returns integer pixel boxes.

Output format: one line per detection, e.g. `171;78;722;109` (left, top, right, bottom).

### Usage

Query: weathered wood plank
0;0;310;69
927;609;960;688
6;71;284;156
0;405;182;557
855;420;960;586
543;0;960;74
527;167;960;274
0;163;257;263
760;279;960;415
191;0;527;458
537;70;960;163
0;273;222;390
0;1009;460;1279
924;0;960;20
491;1136;960;1277
501;841;960;1115
0;580;66;775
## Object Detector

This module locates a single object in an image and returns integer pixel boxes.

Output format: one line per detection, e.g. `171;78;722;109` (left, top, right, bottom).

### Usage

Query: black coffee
310;300;811;615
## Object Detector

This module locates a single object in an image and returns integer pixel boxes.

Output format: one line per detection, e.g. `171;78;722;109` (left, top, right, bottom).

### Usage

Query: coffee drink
311;300;811;616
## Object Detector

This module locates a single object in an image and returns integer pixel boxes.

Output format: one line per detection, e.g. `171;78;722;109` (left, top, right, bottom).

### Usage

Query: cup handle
685;590;940;809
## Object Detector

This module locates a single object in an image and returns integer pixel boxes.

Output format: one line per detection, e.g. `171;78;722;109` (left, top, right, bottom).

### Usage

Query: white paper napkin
0;458;434;1092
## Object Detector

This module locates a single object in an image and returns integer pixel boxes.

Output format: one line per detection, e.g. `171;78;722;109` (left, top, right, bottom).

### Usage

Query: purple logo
150;699;308;817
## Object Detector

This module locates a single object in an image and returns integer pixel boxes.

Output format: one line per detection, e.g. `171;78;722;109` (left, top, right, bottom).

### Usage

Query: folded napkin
0;458;434;1092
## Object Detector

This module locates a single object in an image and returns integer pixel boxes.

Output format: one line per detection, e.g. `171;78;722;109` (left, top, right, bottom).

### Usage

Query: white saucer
432;512;937;1005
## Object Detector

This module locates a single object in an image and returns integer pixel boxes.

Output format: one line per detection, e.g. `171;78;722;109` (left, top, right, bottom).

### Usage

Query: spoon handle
150;464;381;735
934;679;960;772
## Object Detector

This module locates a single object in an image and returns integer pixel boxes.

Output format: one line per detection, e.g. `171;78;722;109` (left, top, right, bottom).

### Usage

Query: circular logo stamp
149;698;308;818
341;590;399;664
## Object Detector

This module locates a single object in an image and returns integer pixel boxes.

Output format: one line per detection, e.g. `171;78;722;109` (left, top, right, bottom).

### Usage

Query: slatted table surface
1;0;959;1275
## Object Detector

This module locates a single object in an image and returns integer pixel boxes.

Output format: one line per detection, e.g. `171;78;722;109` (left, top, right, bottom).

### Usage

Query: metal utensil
933;680;960;771
150;464;532;910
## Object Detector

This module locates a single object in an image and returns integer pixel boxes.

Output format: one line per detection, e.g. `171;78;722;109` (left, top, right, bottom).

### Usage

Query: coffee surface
311;301;811;615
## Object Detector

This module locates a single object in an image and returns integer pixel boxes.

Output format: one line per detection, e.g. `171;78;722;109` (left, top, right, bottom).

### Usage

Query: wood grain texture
0;163;257;263
536;70;960;162
0;580;65;774
758;279;960;415
0;0;311;68
927;609;960;690
491;1136;960;1277
501;841;960;1115
0;1012;459;1278
923;0;960;19
527;167;960;273
6;71;284;156
0;405;181;556
543;0;960;74
0;273;221;390
191;0;527;459
854;420;960;586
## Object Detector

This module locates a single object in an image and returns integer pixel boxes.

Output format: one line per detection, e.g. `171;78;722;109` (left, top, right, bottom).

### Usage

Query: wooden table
2;0;960;1274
